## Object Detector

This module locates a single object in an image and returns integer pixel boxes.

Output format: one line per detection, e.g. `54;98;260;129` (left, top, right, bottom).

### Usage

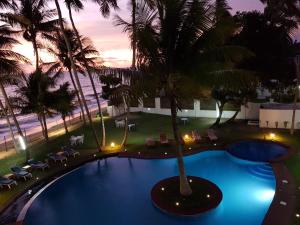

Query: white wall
260;109;300;129
108;98;261;121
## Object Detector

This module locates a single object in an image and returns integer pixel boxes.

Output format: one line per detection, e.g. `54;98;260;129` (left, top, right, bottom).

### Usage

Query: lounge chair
160;134;169;145
207;129;218;141
47;153;67;163
27;159;49;171
11;166;32;181
70;136;77;146
77;135;84;145
146;138;156;148
192;130;202;143
62;146;80;158
0;176;17;189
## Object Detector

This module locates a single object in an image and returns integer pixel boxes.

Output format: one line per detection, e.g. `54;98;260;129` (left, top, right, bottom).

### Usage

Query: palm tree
0;0;17;9
211;70;258;126
0;23;30;159
0;99;18;150
132;0;254;196
53;82;76;134
54;0;101;150
13;70;61;141
1;0;59;70
114;0;154;69
42;29;101;126
291;56;300;135
64;0;118;147
260;0;300;19
100;69;142;147
92;0;118;18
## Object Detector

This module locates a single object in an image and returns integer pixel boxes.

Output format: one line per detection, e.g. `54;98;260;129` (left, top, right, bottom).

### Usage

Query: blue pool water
24;151;276;225
229;141;287;162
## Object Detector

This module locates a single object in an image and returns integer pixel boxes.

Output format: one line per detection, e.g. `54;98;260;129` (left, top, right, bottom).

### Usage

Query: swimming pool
23;151;275;225
228;141;288;162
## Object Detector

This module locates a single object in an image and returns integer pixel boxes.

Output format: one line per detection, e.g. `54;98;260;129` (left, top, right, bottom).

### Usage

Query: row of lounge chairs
47;146;80;163
145;129;218;147
0;166;33;189
0;146;80;190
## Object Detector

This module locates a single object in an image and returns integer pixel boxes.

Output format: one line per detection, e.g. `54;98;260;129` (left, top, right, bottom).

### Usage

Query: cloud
12;0;265;70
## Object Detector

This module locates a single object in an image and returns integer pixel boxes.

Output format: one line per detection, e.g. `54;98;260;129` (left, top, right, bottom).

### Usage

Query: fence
107;98;261;120
259;109;300;129
0;108;99;152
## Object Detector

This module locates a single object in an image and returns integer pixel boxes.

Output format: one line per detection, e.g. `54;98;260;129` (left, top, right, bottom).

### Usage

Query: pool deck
263;163;298;225
1;140;298;225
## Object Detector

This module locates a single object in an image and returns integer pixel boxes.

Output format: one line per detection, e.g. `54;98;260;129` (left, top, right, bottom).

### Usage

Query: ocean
0;72;107;145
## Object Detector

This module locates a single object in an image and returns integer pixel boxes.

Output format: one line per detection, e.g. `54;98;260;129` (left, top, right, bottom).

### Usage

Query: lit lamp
270;133;276;140
110;142;116;148
184;134;189;139
18;135;26;151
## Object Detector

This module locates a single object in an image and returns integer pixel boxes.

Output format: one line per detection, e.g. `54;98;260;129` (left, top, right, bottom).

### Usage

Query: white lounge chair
77;135;84;144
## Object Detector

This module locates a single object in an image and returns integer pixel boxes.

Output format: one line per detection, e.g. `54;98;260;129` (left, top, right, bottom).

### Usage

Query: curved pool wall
23;151;276;225
228;141;288;162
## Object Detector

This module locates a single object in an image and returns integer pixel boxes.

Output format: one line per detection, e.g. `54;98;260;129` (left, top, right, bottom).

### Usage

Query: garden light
270;133;276;140
18;135;26;150
110;142;116;148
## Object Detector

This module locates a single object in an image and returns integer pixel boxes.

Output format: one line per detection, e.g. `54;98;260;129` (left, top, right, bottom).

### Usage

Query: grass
0;112;300;223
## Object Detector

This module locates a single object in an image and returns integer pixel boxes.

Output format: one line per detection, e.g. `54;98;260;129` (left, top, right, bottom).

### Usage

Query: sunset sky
12;0;265;70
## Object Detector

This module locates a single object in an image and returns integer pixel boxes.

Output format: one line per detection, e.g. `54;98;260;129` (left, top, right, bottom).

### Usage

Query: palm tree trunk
131;0;137;69
0;82;30;160
170;95;192;196
0;99;17;150
38;115;45;138
121;96;129;147
225;109;239;124
290;89;298;135
0;83;23;136
32;37;39;71
67;5;106;147
68;69;86;125
214;102;225;127
42;111;48;141
54;0;101;151
291;57;300;135
62;116;69;134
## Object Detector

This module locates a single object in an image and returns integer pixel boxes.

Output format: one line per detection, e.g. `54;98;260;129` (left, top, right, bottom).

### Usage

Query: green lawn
0;112;300;223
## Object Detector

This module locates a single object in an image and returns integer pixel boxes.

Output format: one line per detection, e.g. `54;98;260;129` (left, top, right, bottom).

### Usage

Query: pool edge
7;140;298;225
